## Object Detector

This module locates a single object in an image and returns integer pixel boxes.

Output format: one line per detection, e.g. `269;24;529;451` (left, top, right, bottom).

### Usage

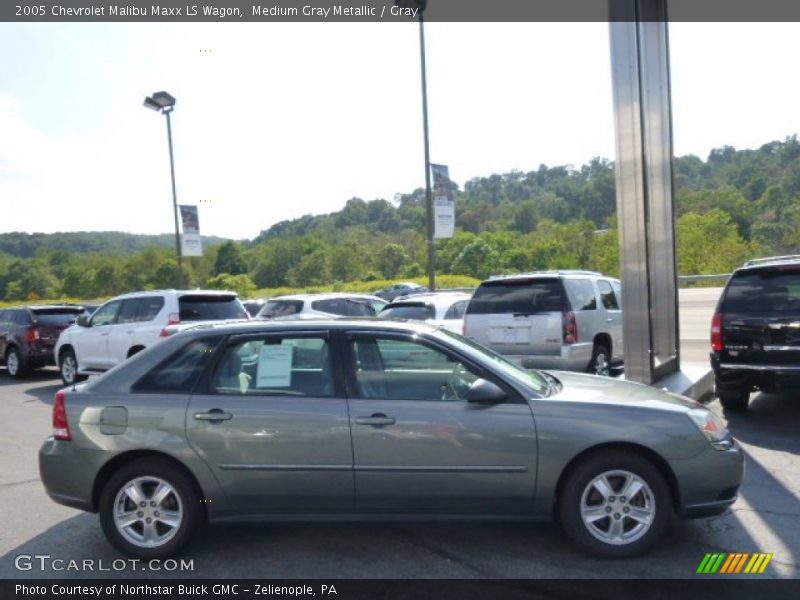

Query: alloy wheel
113;476;183;549
580;470;655;545
6;351;19;376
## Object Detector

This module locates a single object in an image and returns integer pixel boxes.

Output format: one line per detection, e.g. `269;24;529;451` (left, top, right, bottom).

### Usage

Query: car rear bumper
711;352;800;391
507;343;593;372
39;437;99;513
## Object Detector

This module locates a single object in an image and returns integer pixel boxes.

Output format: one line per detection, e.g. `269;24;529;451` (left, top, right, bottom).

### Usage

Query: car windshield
435;328;549;395
178;295;247;321
30;308;84;326
379;303;435;320
723;267;800;314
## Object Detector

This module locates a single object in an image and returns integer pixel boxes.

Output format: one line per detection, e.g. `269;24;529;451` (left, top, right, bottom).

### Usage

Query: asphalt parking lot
0;289;797;579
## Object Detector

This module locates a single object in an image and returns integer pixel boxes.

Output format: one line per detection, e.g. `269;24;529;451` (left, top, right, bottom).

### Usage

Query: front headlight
687;408;733;451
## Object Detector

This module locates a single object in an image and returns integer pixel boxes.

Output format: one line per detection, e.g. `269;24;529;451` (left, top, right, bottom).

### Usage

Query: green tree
377;243;407;279
205;273;256;297
213;241;247;276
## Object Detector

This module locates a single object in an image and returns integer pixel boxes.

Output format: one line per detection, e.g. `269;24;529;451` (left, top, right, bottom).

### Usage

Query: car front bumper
671;438;745;518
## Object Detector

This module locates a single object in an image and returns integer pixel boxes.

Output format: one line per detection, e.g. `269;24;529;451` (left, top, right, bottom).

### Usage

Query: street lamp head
143;91;176;113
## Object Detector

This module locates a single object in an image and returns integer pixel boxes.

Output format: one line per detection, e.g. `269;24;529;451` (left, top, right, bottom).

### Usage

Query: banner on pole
431;163;454;239
179;205;202;256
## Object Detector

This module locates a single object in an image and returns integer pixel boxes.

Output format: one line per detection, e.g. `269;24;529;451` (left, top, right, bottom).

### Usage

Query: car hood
543;370;702;413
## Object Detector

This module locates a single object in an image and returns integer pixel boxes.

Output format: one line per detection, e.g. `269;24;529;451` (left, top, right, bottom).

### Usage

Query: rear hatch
178;293;248;322
720;265;800;366
378;302;435;321
30;307;84;347
464;277;567;356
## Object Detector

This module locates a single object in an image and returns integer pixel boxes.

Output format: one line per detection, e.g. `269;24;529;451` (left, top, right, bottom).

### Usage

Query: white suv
55;289;248;385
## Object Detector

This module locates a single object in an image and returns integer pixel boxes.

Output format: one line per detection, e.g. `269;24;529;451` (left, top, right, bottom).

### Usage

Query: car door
344;332;538;513
0;310;9;359
598;280;623;362
107;298;140;365
77;300;121;369
185;331;354;514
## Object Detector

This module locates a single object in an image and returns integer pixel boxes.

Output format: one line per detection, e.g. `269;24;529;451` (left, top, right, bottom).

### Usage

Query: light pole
417;4;436;292
144;90;183;289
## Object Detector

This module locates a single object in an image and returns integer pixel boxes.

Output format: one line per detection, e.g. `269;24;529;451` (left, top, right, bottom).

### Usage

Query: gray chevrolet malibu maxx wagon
40;319;744;559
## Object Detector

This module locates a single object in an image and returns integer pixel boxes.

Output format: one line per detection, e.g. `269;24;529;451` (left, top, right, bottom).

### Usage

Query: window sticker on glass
256;344;293;388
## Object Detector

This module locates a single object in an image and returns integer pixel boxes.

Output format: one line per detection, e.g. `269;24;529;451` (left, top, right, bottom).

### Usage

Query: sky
1;22;799;240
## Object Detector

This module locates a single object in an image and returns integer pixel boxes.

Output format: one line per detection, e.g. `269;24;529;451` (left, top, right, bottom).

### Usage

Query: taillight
25;327;40;343
52;390;71;441
711;312;724;352
563;311;577;345
160;312;180;337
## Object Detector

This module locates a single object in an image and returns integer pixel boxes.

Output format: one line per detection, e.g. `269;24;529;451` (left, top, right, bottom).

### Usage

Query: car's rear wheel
588;344;611;377
59;349;87;386
717;386;750;412
99;458;202;559
559;451;672;558
5;347;28;379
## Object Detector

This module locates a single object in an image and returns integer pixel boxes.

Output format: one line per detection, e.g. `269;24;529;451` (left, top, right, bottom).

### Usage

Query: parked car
374;282;428;302
0;305;86;379
242;299;266;318
463;271;623;376
378;291;471;333
40;318;743;559
79;303;102;318
257;293;387;320
54;290;248;385
711;255;800;411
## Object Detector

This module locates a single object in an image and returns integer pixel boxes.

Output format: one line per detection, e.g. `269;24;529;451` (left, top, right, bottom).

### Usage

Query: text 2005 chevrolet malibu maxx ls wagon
40;319;744;559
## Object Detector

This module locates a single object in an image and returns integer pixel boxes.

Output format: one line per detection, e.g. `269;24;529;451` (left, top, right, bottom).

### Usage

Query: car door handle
194;409;233;422
355;414;396;426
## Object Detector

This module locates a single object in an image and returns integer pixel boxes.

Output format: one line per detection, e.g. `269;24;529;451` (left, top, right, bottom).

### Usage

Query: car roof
112;289;239;300
482;270;611;283
739;255;800;271
269;292;383;302
176;317;441;337
385;292;471;307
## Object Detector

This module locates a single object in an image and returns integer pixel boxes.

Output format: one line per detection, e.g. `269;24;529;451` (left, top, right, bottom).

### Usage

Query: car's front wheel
99;458;202;559
559;451;673;558
59;349;87;386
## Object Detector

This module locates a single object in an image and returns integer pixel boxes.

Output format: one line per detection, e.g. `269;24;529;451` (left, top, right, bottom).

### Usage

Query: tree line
2;135;799;302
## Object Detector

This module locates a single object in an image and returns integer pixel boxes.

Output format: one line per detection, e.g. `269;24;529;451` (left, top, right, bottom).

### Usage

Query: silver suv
463;271;623;375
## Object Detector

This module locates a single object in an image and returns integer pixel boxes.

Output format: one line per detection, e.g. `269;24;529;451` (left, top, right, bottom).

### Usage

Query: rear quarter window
564;279;598;311
310;298;376;316
179;295;247;321
260;300;304;318
466;279;565;315
133;337;222;393
723;268;800;314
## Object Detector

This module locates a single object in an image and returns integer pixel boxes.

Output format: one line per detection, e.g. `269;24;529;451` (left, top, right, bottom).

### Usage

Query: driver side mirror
76;315;90;327
465;378;507;404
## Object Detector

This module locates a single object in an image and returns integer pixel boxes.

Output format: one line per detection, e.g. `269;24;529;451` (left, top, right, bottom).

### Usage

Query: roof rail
488;270;603;280
744;255;800;267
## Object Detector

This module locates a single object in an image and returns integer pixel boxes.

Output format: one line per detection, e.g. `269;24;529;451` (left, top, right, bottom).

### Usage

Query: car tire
59;349;87;386
588;344;611;377
558;450;673;558
5;347;28;379
99;458;202;559
718;389;749;412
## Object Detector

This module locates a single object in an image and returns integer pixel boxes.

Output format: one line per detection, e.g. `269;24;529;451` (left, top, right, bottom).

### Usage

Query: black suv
0;305;86;379
711;255;800;410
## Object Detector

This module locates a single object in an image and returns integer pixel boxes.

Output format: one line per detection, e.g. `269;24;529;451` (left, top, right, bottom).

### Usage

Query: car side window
349;336;479;402
116;299;140;324
444;300;469;320
133;337;222;393
136;296;165;322
612;281;622;309
212;336;334;397
91;301;121;326
564;279;598;311
597;280;619;310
